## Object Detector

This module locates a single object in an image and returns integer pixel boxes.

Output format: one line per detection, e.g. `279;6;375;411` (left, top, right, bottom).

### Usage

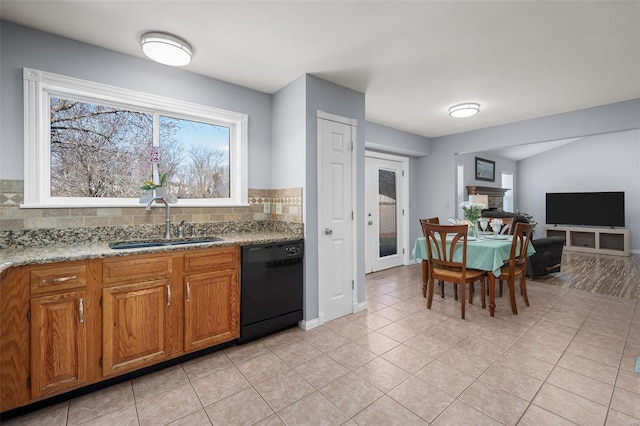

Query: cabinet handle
167;285;171;306
79;298;84;324
42;275;77;284
186;281;191;303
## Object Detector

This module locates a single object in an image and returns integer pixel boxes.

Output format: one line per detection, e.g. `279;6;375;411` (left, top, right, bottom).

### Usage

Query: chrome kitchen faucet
145;195;171;239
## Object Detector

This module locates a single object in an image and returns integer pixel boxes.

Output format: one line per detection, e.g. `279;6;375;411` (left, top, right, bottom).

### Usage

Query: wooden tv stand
544;225;630;256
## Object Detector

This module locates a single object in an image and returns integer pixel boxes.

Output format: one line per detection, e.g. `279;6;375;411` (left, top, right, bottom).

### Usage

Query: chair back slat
420;223;469;274
509;222;535;269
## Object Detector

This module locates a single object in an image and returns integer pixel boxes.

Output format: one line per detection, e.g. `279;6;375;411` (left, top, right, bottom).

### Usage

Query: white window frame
22;68;248;208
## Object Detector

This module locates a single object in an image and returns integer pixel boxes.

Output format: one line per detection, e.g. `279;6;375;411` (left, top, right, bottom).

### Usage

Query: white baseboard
354;300;368;313
298;318;320;330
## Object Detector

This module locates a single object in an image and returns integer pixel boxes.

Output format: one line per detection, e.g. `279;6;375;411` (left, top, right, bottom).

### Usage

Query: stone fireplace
466;186;509;211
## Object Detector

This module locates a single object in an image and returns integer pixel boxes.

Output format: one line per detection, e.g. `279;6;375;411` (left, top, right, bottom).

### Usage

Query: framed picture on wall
475;157;495;182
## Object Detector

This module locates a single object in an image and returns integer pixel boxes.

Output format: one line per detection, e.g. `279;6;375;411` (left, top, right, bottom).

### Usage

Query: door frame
316;110;358;326
365;151;410;271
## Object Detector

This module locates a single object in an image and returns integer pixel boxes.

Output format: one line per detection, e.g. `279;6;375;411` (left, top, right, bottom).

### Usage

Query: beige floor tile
496;351;555;381
352;312;394;330
2;402;69;426
615;369;640;395
375;305;413;321
299;327;350;352
605;409;640;426
252;413;285;426
381;344;433;374
191;365;251;406
573;329;627;352
326;342;377;370
376;322;422;342
431;400;502;426
546;366;614;406
354;331;401;355
352;395;427;426
259;330;304;349
521;328;574;350
581;318;629;341
136;383;203;426
392;298;430;314
566;340;623;368
330;321;373;341
76;404;138;426
479;363;543;402
414;359;475;398
388;376;454;422
437;347;493;377
255;369;315;412
181;351;234;381
610;387;640;419
271;339;322;367
204;387;274;425
293;354;348;388
277;392;348;426
541;310;586;329
533;383;608;426
507;339;565;365
459;380;528;425
556;352;619;385
132;365;189;402
518;405;577;426
319;372;383;417
371;293;403;307
167;409;212;426
225;341;271;364
236;353;291;385
68;381;135;425
353;357;411;393
404;332;453;358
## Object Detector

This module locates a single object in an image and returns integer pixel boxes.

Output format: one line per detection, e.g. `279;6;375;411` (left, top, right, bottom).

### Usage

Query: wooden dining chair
421;223;486;319
498;217;514;235
419;218;457;301
495;222;535;314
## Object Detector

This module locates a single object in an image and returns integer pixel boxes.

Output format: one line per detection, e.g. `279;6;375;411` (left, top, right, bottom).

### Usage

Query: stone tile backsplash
0;179;303;246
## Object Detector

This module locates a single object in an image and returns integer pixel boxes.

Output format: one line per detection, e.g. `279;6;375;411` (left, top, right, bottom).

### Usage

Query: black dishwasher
239;240;304;343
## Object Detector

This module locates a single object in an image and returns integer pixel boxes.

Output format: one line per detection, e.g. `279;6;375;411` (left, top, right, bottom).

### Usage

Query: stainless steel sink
109;237;222;250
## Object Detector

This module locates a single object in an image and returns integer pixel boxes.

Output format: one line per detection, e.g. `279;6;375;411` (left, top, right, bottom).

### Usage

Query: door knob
368;220;373;226
324;228;333;235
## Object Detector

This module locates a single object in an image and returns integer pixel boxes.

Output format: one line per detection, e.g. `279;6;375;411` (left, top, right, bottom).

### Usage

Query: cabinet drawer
102;255;172;286
31;263;86;295
184;247;238;273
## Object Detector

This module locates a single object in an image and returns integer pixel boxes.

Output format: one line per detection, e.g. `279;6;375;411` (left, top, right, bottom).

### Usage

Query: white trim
298;318;320;331
317;110;358;127
22;67;248;208
365;151;411;267
316;113;357;324
353;300;368;314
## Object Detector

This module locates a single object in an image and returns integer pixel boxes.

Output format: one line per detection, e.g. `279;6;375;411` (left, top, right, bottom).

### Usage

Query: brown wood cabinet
0;245;240;413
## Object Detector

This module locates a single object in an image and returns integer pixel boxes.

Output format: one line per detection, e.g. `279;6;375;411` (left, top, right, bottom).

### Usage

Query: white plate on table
481;235;509;240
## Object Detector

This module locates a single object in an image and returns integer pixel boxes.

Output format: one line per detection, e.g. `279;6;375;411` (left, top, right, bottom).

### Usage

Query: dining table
412;233;536;317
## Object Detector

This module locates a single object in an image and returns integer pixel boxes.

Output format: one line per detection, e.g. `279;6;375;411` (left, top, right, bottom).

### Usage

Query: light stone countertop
0;231;303;274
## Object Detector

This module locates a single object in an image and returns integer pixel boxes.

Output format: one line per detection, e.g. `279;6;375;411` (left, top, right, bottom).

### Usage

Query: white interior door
318;115;354;323
365;154;406;273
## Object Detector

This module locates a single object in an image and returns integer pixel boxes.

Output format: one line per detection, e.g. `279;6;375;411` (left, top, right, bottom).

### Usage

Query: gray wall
417;99;640;253
0;21;272;187
305;75;366;311
518;129;640;251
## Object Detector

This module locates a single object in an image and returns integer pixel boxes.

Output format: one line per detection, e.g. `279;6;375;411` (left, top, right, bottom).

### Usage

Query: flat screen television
546;192;625;227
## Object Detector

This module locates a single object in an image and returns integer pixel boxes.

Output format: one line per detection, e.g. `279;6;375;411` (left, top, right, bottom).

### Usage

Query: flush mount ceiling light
140;32;192;66
449;103;480;118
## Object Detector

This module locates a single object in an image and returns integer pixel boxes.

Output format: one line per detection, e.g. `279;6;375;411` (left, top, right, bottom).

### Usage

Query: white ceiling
483;137;582;161
1;1;639;139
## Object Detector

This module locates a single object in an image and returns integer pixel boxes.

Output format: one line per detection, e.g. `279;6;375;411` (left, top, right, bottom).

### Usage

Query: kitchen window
23;68;248;208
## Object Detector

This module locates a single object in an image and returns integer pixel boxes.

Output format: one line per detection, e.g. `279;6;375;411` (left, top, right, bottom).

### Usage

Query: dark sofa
481;210;564;277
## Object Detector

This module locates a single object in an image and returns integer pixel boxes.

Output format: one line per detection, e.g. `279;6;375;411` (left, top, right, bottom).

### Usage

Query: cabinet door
184;269;239;351
102;279;171;376
31;291;87;398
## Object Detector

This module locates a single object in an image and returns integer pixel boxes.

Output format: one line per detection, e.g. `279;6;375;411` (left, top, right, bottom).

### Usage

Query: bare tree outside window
50;97;152;197
49;98;231;199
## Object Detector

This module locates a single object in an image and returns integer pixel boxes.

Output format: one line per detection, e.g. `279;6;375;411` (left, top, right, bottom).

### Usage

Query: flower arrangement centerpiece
489;218;503;234
459;201;484;224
